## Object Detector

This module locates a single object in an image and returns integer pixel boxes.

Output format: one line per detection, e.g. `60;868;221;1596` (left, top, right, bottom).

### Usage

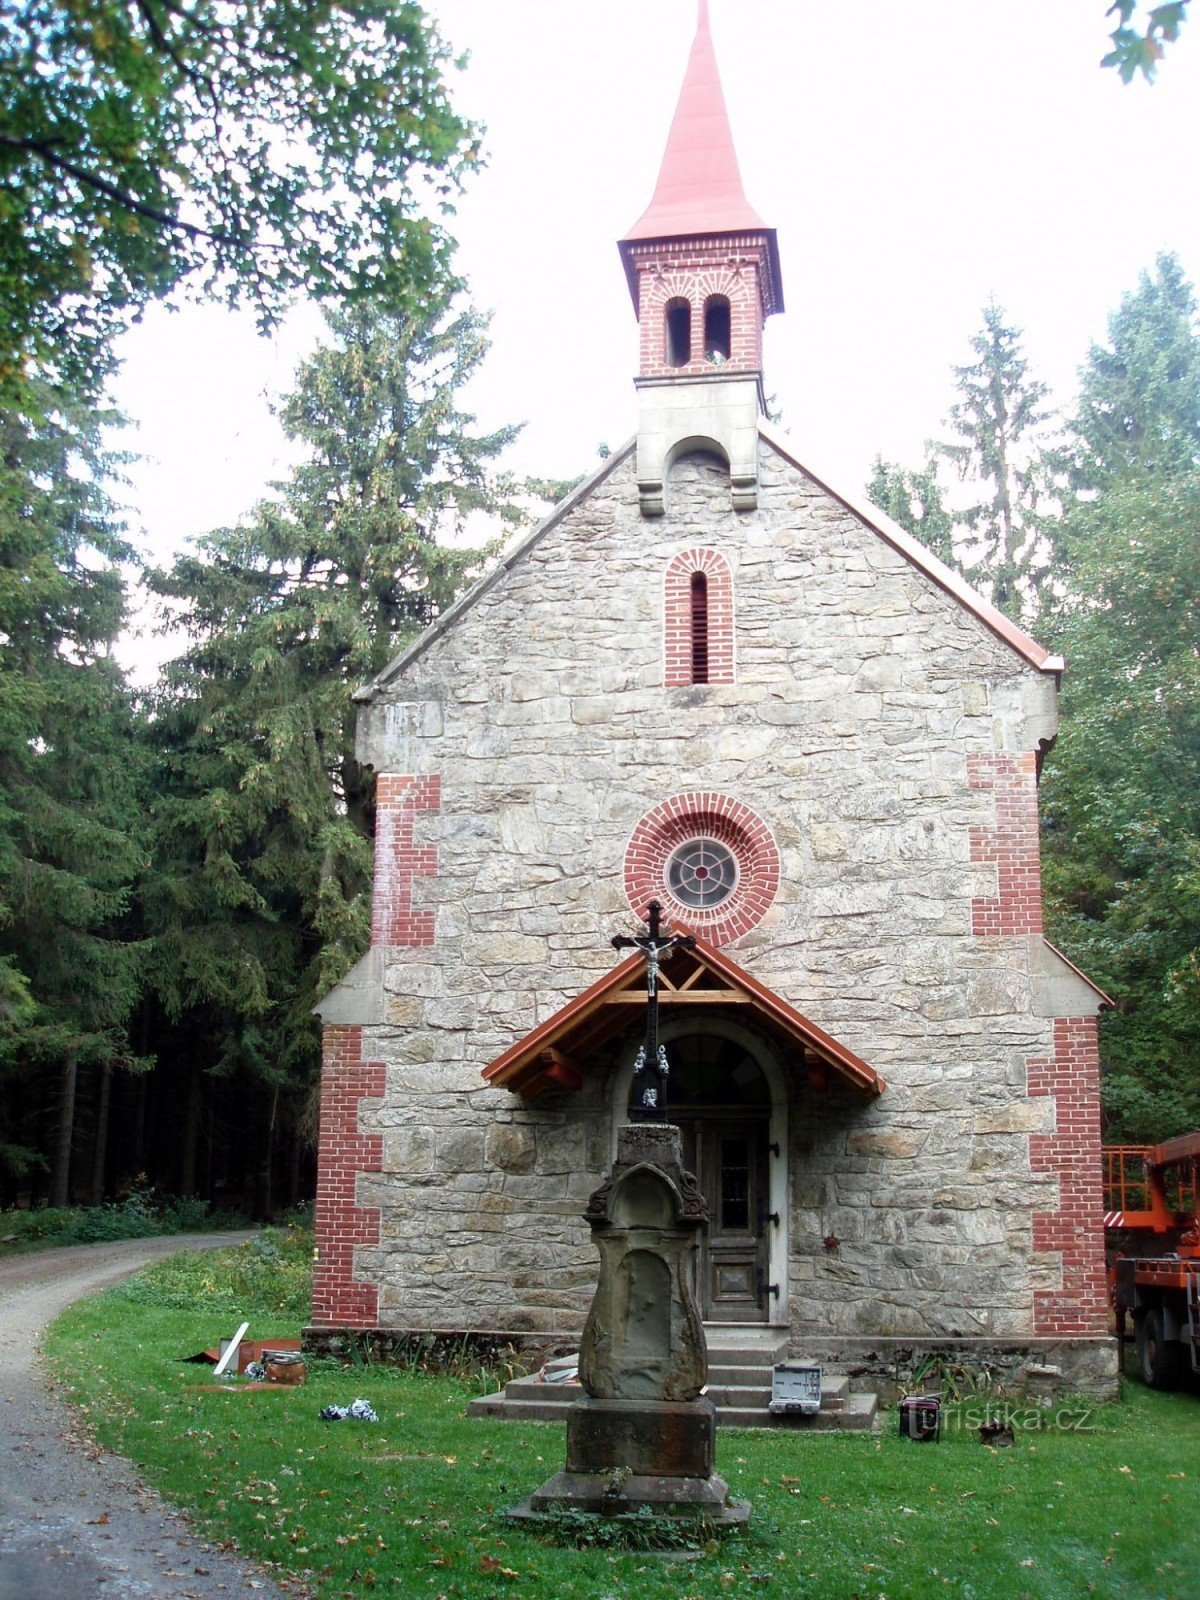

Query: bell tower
619;0;784;515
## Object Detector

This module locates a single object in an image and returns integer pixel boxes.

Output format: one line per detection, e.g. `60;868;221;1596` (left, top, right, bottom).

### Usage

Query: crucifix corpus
612;899;696;1123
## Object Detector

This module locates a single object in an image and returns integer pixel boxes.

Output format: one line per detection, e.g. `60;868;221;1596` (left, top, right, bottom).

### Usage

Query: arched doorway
621;1027;785;1323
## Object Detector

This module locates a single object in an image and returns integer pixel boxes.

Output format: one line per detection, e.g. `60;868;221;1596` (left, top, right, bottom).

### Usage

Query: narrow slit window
666;298;692;367
691;570;709;683
704;295;731;362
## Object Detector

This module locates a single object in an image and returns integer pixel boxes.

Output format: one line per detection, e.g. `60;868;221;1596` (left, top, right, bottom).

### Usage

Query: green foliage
0;1187;246;1250
866;303;1056;622
1043;474;1200;1138
865;453;956;565
112;1226;313;1318
519;1502;742;1551
140;289;518;1164
1043;256;1200;1140
45;1278;1200;1600
1068;252;1200;490
1103;2;1190;82
0;1;479;393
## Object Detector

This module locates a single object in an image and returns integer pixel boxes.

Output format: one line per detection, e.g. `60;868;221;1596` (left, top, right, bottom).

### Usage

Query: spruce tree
0;380;145;1201
936;300;1056;621
142;289;519;1209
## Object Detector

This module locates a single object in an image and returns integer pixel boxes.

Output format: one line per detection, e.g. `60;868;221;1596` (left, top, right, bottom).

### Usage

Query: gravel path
0;1235;301;1600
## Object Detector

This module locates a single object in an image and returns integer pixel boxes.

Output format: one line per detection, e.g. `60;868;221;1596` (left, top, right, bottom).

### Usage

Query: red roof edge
759;419;1065;677
689;937;885;1095
482;936;885;1098
1043;939;1116;1009
481;951;645;1084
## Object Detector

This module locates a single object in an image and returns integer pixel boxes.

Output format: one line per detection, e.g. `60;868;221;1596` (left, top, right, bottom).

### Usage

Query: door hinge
755;1269;782;1308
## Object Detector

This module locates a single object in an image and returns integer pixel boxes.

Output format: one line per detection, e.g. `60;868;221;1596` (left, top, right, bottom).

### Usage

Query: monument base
514;1472;749;1526
515;1396;748;1527
567;1395;716;1477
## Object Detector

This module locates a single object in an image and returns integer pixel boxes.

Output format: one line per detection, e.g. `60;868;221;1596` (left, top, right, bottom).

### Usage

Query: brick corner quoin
312;1023;386;1329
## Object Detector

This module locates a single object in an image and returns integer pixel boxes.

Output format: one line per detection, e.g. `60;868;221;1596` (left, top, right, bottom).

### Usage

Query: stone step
468;1392;582;1424
703;1378;847;1413
719;1393;878;1432
468;1379;876;1433
500;1375;580;1405
704;1332;789;1366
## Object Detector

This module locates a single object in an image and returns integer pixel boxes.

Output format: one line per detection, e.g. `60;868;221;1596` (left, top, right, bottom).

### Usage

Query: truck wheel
1136;1305;1185;1389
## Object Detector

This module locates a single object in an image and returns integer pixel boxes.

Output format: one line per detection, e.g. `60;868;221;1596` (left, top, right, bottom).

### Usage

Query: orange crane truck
1105;1132;1200;1388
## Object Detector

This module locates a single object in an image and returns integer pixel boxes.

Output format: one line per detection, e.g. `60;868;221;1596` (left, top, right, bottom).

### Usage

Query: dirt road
0;1235;299;1600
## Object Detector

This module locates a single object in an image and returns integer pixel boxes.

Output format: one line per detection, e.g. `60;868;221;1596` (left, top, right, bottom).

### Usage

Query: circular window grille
665;838;738;909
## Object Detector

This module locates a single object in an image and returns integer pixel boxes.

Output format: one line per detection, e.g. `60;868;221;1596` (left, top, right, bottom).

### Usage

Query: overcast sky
111;0;1200;668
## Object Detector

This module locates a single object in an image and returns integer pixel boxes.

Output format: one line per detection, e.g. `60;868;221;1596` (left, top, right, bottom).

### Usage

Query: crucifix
612;899;696;1123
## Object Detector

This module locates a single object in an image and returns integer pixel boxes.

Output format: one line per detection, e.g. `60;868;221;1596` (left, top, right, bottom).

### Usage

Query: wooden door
680;1118;769;1322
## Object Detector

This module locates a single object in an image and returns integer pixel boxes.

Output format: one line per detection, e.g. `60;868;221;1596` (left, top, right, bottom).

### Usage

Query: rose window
624;793;781;946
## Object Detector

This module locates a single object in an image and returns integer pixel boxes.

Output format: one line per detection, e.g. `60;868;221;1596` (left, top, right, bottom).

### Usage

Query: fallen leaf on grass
480;1556;519;1578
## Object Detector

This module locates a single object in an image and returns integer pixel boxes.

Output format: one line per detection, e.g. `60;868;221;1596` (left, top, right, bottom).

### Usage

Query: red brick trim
312;1024;385;1328
624;234;774;377
1027;1017;1110;1337
968;753;1043;936
371;773;440;947
664;548;734;686
624;792;779;946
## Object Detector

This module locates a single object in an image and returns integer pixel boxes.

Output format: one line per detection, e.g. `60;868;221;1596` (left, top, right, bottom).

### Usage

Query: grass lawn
44;1247;1200;1600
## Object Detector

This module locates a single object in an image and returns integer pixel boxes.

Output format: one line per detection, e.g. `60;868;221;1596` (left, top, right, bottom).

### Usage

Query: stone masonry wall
341;441;1097;1341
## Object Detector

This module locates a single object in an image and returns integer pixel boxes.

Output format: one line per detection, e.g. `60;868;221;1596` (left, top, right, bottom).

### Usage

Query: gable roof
353;422;1062;703
482;934;885;1100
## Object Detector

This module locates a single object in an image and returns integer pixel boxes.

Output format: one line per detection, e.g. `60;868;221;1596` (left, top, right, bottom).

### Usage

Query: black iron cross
611;900;696;1123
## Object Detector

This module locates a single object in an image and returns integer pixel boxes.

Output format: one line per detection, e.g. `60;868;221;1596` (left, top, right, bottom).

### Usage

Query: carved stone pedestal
515;1124;749;1529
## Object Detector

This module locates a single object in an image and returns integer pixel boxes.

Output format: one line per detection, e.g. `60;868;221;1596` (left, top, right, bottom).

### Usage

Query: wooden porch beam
601;990;751;1005
541;1047;583;1093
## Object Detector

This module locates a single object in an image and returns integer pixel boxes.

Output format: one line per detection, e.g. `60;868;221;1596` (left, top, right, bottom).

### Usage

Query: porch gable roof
481;935;886;1100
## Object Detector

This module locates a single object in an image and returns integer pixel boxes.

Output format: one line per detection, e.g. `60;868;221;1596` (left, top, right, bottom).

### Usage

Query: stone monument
519;1122;748;1526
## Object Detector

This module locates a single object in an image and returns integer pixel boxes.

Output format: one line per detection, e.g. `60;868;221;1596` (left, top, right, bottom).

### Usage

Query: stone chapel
311;3;1116;1393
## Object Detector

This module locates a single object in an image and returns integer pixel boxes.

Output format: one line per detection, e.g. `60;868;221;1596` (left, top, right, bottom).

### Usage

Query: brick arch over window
624;792;780;946
664;547;734;687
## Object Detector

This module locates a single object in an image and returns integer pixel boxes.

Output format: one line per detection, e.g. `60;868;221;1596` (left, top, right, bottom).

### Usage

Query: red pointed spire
622;0;769;242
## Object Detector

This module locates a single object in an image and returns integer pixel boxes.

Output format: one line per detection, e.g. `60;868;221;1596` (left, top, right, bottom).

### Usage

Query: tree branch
0;134;260;253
